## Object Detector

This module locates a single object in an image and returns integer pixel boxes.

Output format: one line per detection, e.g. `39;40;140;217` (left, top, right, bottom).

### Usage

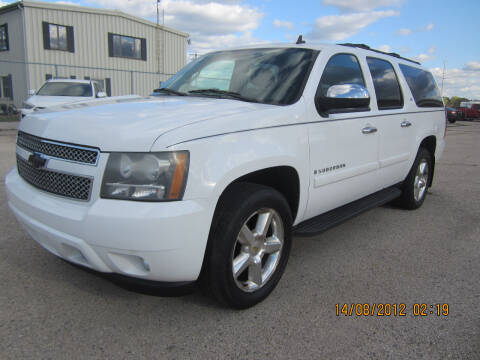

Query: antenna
296;35;305;45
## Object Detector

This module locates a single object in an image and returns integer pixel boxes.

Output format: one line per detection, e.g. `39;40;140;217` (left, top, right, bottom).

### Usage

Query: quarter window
319;54;365;96
367;57;403;109
0;24;9;51
399;64;443;108
42;22;74;52
108;33;146;61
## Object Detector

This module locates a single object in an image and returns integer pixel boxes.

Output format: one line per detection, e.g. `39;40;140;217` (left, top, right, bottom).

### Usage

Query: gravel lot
0;121;479;359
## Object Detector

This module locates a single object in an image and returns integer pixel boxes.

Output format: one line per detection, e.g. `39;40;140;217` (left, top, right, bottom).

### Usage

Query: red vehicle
456;102;480;120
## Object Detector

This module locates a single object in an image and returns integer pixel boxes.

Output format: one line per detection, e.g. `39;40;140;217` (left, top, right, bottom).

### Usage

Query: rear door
305;52;380;219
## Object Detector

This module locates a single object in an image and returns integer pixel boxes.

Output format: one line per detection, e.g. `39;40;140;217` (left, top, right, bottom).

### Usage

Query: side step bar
293;186;402;237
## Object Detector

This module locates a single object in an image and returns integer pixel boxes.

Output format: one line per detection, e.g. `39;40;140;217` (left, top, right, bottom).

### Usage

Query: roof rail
338;43;421;65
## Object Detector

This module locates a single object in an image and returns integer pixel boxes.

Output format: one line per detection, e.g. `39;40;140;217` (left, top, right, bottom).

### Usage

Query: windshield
36;82;93;97
160;48;317;105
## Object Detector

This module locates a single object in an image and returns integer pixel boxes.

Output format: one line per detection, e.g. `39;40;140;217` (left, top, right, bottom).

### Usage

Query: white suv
21;79;106;118
5;43;446;308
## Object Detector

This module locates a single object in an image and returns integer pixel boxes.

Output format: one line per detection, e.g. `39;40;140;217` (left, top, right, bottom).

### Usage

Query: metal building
0;0;188;108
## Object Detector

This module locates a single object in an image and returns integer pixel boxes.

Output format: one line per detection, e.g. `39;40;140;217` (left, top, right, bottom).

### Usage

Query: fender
154;123;311;225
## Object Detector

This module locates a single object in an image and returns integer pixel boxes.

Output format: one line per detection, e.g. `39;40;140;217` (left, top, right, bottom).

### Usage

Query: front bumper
5;168;214;282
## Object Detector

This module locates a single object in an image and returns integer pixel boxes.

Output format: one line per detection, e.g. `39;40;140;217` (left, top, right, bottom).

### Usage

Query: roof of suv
221;42;422;67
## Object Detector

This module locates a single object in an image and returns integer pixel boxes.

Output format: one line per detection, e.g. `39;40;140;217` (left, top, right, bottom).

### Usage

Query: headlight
101;151;189;201
22;102;35;109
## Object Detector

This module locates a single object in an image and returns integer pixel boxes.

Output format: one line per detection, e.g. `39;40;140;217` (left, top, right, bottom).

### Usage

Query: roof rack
338;43;421;65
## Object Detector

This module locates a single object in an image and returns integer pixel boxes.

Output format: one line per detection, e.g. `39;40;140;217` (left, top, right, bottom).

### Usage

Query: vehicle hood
19;96;274;152
25;95;92;108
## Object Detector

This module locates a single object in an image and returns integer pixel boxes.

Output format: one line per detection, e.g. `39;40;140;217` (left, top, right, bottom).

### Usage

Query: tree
449;96;470;107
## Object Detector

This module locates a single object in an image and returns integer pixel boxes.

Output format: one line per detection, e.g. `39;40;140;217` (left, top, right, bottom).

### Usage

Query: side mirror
97;91;107;98
28;89;36;96
317;84;370;114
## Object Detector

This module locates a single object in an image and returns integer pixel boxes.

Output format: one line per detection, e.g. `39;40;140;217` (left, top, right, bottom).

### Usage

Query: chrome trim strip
17;132;100;166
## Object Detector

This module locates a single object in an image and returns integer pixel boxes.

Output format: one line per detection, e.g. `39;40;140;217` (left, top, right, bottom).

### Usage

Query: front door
305;53;380;220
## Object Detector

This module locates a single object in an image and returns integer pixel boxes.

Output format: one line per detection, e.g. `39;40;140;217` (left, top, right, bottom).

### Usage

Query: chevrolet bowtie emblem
28;153;47;169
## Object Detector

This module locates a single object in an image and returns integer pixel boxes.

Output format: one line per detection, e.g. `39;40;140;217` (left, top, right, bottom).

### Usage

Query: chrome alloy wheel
414;159;429;202
231;208;284;293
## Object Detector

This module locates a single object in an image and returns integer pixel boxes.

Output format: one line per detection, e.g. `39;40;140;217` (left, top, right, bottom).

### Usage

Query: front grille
17;155;92;201
17;131;99;165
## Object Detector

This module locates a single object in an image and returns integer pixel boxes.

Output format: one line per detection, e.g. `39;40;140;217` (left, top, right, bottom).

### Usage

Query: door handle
401;121;412;128
362;126;377;134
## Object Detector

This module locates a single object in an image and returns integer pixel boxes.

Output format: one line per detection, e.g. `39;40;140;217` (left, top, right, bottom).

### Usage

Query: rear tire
397;147;432;210
202;183;292;309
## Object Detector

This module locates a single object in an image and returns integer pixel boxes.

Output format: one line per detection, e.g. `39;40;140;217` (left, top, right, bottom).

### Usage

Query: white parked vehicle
6;43;446;308
21;79;107;117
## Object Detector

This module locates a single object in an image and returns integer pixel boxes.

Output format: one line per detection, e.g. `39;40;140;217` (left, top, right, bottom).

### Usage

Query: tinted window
367;57;403;109
319;54;365;96
42;22;74;52
0;24;8;52
399;64;443;107
108;33;146;60
37;82;93;97
163;48;317;105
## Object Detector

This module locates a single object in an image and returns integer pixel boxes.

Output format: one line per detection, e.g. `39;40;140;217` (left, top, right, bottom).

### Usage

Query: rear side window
319;54;365;96
367;57;403;109
399;64;443;107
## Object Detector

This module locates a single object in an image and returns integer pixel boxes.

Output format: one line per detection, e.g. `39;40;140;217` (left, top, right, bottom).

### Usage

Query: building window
2;75;13;100
0;24;9;51
42;22;74;52
108;33;146;61
105;78;112;96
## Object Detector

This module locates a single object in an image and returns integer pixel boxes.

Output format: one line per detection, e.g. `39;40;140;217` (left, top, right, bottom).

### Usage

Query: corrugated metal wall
24;5;187;72
0;7;28;107
0;2;187;107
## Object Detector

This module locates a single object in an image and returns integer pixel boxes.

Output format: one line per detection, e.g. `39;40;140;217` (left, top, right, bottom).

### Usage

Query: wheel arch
419;135;436;187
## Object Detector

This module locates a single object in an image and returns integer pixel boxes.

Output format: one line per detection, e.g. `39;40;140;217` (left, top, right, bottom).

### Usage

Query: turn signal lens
169;152;189;200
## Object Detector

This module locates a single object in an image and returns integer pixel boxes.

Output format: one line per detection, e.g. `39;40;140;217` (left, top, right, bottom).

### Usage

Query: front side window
0;24;9;51
42;22;74;52
36;82;93;97
161;48;317;105
318;53;365;96
367;57;403;109
108;33;146;60
399;64;443;107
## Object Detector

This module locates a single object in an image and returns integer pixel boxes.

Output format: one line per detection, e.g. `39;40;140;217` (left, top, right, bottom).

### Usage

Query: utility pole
441;61;446;96
156;0;161;74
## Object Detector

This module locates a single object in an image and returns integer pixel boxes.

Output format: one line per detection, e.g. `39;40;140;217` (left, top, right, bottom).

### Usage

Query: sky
2;0;479;99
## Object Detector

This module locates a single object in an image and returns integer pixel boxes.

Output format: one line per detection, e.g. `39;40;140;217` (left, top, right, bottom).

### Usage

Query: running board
293;187;402;237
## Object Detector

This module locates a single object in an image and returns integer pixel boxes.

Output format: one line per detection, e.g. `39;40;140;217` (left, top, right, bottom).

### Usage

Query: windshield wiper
188;89;260;103
154;88;188;96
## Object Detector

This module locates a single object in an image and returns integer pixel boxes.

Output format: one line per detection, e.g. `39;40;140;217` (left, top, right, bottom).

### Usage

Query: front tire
203;183;292;309
397;147;432;210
